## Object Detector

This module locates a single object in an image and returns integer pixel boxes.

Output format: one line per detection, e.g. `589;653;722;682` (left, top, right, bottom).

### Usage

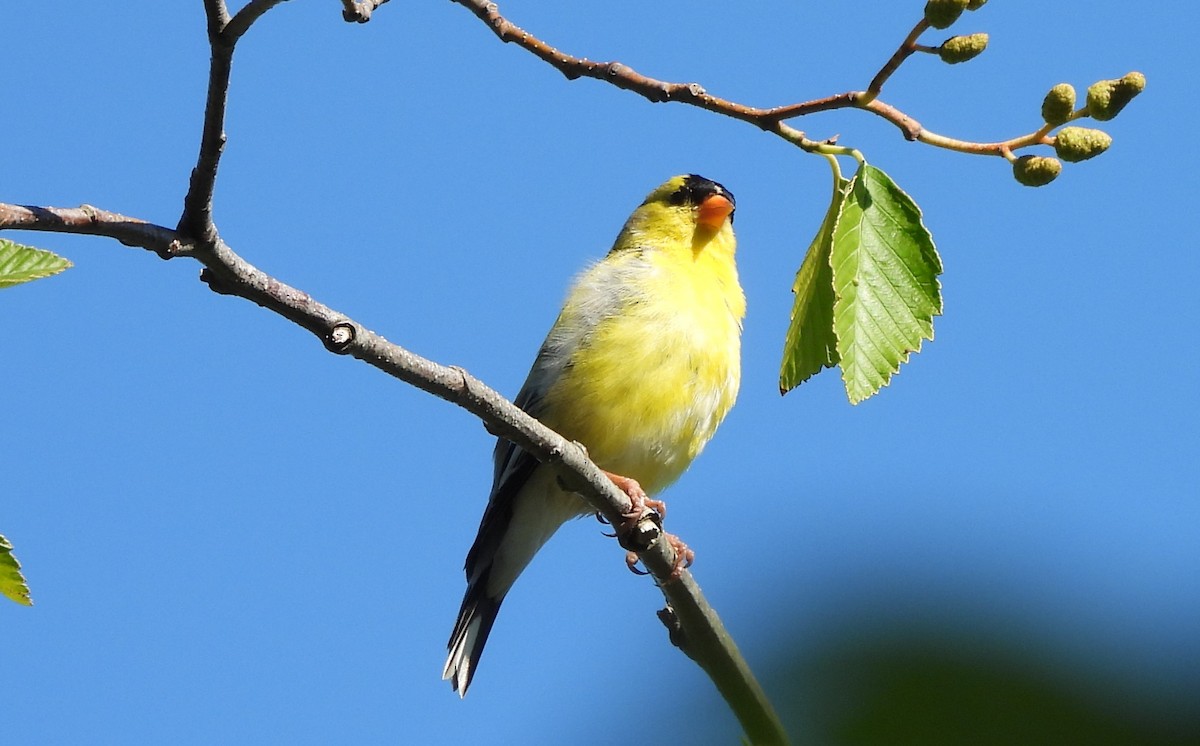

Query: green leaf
0;533;33;606
830;164;943;404
780;177;848;394
0;238;73;289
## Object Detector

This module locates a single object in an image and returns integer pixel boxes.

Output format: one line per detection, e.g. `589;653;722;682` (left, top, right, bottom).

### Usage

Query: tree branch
180;0;291;242
202;0;231;33
865;18;930;98
0;204;192;260
450;0;818;144
178;16;233;242
451;0;1034;160
226;0;290;43
0;199;788;744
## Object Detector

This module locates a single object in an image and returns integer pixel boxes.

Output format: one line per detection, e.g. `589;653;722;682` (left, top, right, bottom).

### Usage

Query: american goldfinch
444;174;744;695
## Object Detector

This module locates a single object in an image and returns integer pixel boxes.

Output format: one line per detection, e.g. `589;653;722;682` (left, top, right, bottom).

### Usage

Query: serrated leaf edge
0;533;33;606
830;165;944;404
0;238;74;290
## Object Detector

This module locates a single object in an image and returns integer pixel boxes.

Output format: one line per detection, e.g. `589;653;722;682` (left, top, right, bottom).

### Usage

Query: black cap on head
667;174;736;209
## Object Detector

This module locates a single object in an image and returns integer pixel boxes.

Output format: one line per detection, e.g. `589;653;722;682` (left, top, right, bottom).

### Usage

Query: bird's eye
667;188;689;206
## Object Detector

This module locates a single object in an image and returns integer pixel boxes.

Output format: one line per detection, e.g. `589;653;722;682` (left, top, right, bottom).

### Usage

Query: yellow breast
539;229;744;495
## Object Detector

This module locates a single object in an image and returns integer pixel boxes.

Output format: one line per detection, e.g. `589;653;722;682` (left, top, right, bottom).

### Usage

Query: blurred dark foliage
762;616;1200;746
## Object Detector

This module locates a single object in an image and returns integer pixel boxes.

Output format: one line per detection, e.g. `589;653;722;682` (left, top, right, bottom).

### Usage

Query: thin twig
0;204;192;259
865;18;930;98
918;125;1055;154
226;0;290;43
451;0;820;143
178;13;233;242
451;0;1035;160
180;0;292;241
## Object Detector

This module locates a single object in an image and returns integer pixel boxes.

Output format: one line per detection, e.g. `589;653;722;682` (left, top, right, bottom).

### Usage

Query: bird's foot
602;470;666;523
625;550;649;576
594;472;664;538
624;532;695;580
663;532;695;580
599;470;691;581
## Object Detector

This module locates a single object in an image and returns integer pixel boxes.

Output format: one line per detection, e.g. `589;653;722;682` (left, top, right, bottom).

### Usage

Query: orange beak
696;194;734;231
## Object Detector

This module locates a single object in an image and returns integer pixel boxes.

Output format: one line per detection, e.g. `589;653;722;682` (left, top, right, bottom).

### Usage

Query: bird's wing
462;317;590;580
445;321;599;695
447;253;651;694
474;251;652;558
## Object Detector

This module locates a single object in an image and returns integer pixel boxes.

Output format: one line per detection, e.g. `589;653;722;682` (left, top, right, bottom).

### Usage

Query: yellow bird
444;174;745;695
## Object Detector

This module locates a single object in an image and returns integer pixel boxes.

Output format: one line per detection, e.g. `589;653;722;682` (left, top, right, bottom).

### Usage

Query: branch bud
1012;156;1062;187
1041;83;1077;126
938;33;989;64
1086;72;1147;121
1053;126;1112;162
924;0;970;29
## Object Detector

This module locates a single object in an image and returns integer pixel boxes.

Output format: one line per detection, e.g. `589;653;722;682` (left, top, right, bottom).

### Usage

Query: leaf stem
822;153;845;187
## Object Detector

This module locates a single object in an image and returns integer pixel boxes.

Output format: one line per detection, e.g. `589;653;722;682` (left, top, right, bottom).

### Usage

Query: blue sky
4;2;1196;743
